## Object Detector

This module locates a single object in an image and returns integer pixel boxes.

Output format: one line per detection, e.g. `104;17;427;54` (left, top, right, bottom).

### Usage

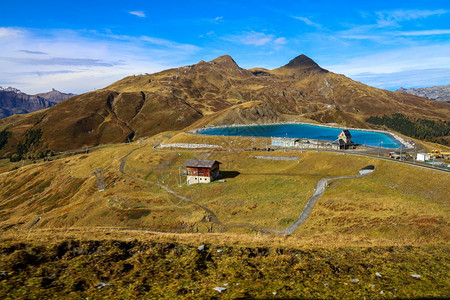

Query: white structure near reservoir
416;153;431;162
271;137;300;147
271;130;355;150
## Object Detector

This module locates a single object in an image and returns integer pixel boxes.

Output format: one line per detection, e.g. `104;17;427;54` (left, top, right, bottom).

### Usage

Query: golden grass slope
0;132;448;246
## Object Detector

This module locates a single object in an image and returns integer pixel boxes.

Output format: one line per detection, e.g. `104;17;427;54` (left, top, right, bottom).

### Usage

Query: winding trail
120;142;376;235
119;144;223;227
279;168;374;235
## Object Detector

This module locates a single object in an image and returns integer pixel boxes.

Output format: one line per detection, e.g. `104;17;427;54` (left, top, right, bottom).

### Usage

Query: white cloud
129;10;146;18
396;29;450;36
0;27;23;39
324;44;450;88
225;31;287;47
351;68;450;90
0;28;201;94
377;9;449;24
241;32;274;45
292;16;322;29
274;37;287;45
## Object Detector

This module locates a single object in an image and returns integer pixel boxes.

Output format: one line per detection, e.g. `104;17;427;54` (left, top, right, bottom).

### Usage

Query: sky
0;0;449;94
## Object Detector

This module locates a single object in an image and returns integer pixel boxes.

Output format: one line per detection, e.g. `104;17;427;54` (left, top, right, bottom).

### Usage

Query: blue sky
1;0;449;94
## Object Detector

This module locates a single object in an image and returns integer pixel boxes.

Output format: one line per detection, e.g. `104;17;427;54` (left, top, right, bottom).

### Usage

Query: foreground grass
0;234;448;299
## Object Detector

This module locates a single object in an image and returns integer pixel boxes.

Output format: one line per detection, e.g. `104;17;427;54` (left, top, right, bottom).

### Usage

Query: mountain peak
283;54;327;72
209;55;241;69
210;55;235;63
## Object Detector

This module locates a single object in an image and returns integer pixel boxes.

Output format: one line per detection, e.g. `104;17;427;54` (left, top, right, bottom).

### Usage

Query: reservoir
196;123;404;148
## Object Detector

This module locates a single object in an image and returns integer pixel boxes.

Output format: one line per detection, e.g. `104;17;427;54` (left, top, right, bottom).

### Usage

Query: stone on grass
96;282;113;289
375;272;382;277
213;286;227;293
273;292;277;295
350;278;360;283
411;274;421;279
198;244;205;251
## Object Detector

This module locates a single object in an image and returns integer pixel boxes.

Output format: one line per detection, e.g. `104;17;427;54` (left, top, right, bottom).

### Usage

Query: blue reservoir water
197;123;403;148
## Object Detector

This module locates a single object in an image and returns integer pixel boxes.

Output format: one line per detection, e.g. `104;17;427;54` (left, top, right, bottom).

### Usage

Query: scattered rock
411;274;421;279
217;249;223;253
96;282;113;289
371;284;376;288
324;283;330;287
0;271;7;276
350;278;360;283
273;291;277;295
213;287;227;293
380;291;384;295
197;244;205;251
223;283;229;286
375;272;382;277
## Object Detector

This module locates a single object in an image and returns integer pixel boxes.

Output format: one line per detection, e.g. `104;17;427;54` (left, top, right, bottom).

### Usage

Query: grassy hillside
0;131;448;298
0;132;448;245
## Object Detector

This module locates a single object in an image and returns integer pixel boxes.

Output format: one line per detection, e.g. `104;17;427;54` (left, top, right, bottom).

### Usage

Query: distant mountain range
396;84;450;102
0;87;75;119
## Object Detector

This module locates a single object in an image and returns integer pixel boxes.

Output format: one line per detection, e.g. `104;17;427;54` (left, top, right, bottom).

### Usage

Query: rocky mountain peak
282;54;327;72
209;55;240;69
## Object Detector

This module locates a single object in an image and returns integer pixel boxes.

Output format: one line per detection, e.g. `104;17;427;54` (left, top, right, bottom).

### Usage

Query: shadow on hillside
219;171;240;179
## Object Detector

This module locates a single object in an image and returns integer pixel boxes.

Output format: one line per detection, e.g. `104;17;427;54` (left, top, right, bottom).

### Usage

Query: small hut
182;159;221;185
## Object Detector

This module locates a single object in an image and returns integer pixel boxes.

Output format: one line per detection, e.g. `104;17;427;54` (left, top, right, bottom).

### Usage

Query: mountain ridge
397;84;450;102
0;87;75;119
0;54;448;157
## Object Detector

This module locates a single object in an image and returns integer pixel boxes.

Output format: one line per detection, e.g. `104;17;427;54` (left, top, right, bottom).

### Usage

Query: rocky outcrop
397;85;450;102
0;87;75;119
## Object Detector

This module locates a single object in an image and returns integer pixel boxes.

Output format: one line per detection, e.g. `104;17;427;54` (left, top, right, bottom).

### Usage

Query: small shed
271;137;301;148
416;153;431;162
182;159;221;185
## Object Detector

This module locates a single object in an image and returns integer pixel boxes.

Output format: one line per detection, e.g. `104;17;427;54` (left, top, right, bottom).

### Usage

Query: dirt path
120;142;377;235
279;171;371;235
119;145;223;226
120;144;273;233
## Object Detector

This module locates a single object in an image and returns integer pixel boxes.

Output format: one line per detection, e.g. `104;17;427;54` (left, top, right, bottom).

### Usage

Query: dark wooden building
182;159;221;185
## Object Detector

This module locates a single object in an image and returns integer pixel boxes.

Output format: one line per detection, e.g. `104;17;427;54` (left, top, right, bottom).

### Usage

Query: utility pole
92;169;106;191
414;144;417;163
178;166;182;187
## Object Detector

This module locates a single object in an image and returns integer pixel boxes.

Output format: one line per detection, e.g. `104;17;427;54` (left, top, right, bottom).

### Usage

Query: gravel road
279;170;372;235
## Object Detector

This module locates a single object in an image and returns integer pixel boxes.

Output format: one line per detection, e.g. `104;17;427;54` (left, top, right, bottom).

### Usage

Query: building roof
341;130;352;138
272;137;300;142
332;139;346;145
182;159;221;168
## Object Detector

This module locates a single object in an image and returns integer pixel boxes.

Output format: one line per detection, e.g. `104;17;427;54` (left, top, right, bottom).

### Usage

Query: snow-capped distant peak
0;86;24;94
